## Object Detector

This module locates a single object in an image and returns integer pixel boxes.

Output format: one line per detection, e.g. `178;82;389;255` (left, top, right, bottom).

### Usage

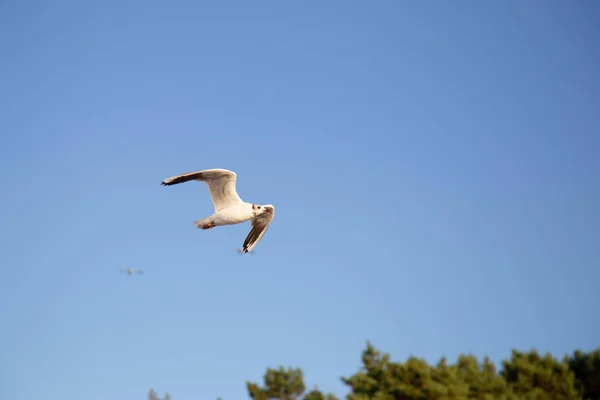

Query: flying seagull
161;168;275;253
121;268;144;276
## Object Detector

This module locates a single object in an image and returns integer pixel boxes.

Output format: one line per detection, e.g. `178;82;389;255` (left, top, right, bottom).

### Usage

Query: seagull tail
194;217;215;230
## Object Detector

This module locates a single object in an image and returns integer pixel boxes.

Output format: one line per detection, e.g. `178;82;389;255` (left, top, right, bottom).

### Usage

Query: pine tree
148;389;161;400
246;366;337;400
565;349;600;400
455;354;507;399
501;349;581;400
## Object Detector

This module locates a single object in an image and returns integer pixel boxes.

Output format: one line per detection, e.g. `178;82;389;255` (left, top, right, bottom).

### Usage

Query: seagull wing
241;205;275;253
161;169;244;212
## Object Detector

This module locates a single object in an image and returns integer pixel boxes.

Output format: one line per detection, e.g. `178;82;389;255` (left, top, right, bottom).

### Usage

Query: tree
247;366;305;400
500;349;580;400
340;343;592;400
341;342;470;399
566;349;600;400
304;386;340;400
455;354;507;400
148;389;172;400
149;389;160;400
246;366;338;400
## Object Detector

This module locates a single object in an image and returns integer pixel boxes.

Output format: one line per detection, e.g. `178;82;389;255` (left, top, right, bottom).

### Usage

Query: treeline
149;342;600;400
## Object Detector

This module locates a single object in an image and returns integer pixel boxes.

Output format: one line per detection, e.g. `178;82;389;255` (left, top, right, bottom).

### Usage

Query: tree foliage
148;388;172;400
338;343;597;400
566;349;600;400
500;349;580;400
246;366;339;400
150;343;600;400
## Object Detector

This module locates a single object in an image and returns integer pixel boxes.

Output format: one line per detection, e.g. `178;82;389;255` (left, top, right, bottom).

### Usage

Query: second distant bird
161;168;275;253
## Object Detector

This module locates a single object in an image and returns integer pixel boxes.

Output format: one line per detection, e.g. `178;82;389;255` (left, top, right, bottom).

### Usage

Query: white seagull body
161;168;275;253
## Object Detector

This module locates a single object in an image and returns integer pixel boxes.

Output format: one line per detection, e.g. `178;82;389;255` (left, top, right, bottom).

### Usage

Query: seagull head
251;204;274;217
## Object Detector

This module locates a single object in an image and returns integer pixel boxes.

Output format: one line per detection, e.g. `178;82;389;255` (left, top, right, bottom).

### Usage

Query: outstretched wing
241;206;275;253
161;169;244;212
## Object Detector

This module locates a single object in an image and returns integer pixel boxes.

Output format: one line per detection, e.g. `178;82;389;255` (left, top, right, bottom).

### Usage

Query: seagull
161;168;275;253
121;268;144;276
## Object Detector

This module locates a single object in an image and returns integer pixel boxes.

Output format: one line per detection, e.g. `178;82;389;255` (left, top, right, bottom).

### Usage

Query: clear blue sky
1;1;599;399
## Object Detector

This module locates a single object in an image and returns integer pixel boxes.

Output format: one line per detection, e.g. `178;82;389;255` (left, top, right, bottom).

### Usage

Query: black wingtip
236;247;256;255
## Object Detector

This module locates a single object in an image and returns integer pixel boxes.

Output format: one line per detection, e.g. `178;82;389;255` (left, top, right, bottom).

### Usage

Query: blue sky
1;1;599;399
